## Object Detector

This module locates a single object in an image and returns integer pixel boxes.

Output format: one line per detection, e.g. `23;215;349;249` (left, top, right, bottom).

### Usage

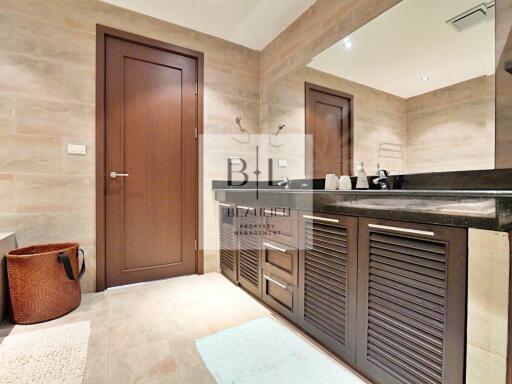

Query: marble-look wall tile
14;15;95;66
0;94;15;132
0;211;94;246
466;229;509;384
0;11;14;52
63;64;95;104
0;133;63;173
0;0;261;291
0;52;64;97
406;76;495;173
15;174;94;213
15;96;94;138
62;138;95;175
0;174;15;213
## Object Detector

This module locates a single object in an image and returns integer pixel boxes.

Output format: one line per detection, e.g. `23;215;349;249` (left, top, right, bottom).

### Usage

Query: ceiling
308;0;496;98
101;0;316;50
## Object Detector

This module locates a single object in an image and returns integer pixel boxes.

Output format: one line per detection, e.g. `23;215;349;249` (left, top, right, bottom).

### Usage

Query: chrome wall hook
232;116;250;144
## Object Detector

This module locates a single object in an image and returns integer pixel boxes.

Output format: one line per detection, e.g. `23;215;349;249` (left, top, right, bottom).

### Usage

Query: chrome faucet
373;166;390;189
277;177;290;189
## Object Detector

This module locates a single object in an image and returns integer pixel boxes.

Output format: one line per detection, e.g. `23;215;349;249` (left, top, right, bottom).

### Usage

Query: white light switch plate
67;144;87;155
278;159;288;168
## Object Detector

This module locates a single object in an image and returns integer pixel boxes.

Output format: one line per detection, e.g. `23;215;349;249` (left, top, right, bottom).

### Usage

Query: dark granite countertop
213;187;512;232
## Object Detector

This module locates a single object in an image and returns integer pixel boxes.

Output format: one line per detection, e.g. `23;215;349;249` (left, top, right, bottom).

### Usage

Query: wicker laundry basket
6;243;85;324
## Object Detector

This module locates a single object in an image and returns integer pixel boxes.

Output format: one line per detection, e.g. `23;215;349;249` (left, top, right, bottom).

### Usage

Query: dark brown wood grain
219;204;238;284
356;217;467;384
261;239;299;322
305;83;353;178
298;211;358;364
96;26;204;290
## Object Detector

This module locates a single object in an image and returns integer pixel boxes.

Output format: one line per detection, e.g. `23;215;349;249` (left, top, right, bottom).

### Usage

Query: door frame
95;25;204;291
304;82;354;177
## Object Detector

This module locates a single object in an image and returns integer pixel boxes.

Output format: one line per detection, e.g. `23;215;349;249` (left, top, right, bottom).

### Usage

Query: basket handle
58;249;86;281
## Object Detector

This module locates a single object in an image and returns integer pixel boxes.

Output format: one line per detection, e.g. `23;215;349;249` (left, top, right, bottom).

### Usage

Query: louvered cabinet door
356;218;467;384
298;212;358;363
237;206;262;298
219;204;237;283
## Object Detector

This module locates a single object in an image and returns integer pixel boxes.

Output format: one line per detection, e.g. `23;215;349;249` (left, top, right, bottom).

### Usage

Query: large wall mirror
264;0;512;179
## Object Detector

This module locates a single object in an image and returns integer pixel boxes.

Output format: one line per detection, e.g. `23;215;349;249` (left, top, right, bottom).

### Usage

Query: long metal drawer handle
238;205;255;211
264;209;286;216
263;274;288;290
262;242;287;253
218;203;231;207
302;214;339;223
368;224;434;237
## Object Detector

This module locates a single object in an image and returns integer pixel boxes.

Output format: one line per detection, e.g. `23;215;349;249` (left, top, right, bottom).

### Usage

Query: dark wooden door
298;212;358;364
305;83;353;178
356;218;467;384
105;36;198;288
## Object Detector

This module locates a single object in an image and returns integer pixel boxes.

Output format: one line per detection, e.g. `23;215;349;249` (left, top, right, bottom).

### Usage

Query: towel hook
232;116;250;144
269;123;285;148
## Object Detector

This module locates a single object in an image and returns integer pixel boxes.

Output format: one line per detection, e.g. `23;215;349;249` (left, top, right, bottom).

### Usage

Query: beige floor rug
0;321;90;384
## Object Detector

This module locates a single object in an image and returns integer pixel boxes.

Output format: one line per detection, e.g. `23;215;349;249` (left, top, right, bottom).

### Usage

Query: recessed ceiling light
420;75;431;81
343;37;352;49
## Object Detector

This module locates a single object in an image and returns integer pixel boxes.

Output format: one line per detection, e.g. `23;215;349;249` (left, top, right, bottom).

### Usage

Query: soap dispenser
355;162;369;189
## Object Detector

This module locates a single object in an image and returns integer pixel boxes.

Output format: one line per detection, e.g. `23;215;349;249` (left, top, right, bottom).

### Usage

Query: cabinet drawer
262;269;298;322
262;208;298;247
262;240;298;286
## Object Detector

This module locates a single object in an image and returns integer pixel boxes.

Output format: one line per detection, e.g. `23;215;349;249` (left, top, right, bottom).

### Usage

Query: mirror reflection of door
305;83;353;179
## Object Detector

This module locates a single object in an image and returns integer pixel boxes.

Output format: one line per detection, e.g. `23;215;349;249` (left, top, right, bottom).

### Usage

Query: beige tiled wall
0;0;261;292
467;229;509;384
406;76;495;173
263;66;407;179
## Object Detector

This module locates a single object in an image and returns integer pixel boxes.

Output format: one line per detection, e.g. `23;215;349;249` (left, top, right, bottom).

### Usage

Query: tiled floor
0;273;368;384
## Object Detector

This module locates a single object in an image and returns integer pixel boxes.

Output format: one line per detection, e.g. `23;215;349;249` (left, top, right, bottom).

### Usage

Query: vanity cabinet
261;208;299;247
218;204;468;384
261;239;299;322
356;218;467;384
236;205;262;298
298;212;358;364
219;203;237;284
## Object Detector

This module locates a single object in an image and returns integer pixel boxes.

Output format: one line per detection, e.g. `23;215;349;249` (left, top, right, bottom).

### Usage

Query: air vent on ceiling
446;1;495;32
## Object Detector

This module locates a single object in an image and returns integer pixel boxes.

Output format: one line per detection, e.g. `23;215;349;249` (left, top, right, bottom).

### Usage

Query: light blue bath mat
195;317;366;384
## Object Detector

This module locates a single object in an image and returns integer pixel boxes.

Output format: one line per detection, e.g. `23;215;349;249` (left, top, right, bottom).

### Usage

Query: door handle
109;171;129;179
